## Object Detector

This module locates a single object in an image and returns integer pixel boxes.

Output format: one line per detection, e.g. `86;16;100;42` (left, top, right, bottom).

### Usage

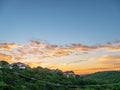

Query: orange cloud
0;43;19;51
0;40;120;74
95;55;120;66
0;53;13;63
0;40;120;59
71;55;120;74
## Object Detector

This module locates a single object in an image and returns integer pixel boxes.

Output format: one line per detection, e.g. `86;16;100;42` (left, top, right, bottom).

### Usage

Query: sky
0;0;120;74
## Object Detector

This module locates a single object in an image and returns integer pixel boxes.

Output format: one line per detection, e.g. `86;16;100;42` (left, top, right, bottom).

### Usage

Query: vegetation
0;61;120;90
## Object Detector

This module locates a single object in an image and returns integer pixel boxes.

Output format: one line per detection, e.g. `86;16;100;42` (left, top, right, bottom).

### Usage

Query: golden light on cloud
0;40;120;74
0;53;13;63
71;55;120;74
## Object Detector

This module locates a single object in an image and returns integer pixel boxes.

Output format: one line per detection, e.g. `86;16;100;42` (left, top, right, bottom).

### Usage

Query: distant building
10;62;26;69
63;71;75;78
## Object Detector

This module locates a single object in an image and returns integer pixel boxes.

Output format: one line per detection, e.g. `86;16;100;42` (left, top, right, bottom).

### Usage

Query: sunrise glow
0;0;120;74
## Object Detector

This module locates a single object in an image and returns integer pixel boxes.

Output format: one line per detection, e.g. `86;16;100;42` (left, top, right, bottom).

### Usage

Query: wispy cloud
0;40;120;74
0;53;12;63
96;55;120;65
72;55;120;74
0;40;120;62
0;43;19;51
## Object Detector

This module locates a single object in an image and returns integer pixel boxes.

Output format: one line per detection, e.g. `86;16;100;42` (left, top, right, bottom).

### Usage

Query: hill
83;71;120;83
0;61;120;90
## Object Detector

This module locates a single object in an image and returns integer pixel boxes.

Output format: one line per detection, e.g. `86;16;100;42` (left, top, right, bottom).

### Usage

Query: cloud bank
0;40;120;74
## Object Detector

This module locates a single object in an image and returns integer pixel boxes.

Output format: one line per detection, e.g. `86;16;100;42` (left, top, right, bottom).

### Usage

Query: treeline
0;61;120;90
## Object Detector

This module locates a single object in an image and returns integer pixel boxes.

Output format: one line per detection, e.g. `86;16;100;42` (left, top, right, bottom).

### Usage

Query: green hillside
83;71;120;83
0;61;120;90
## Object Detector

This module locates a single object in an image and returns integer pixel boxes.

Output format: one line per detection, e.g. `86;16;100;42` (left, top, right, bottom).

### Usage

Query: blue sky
0;0;120;74
0;0;120;45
